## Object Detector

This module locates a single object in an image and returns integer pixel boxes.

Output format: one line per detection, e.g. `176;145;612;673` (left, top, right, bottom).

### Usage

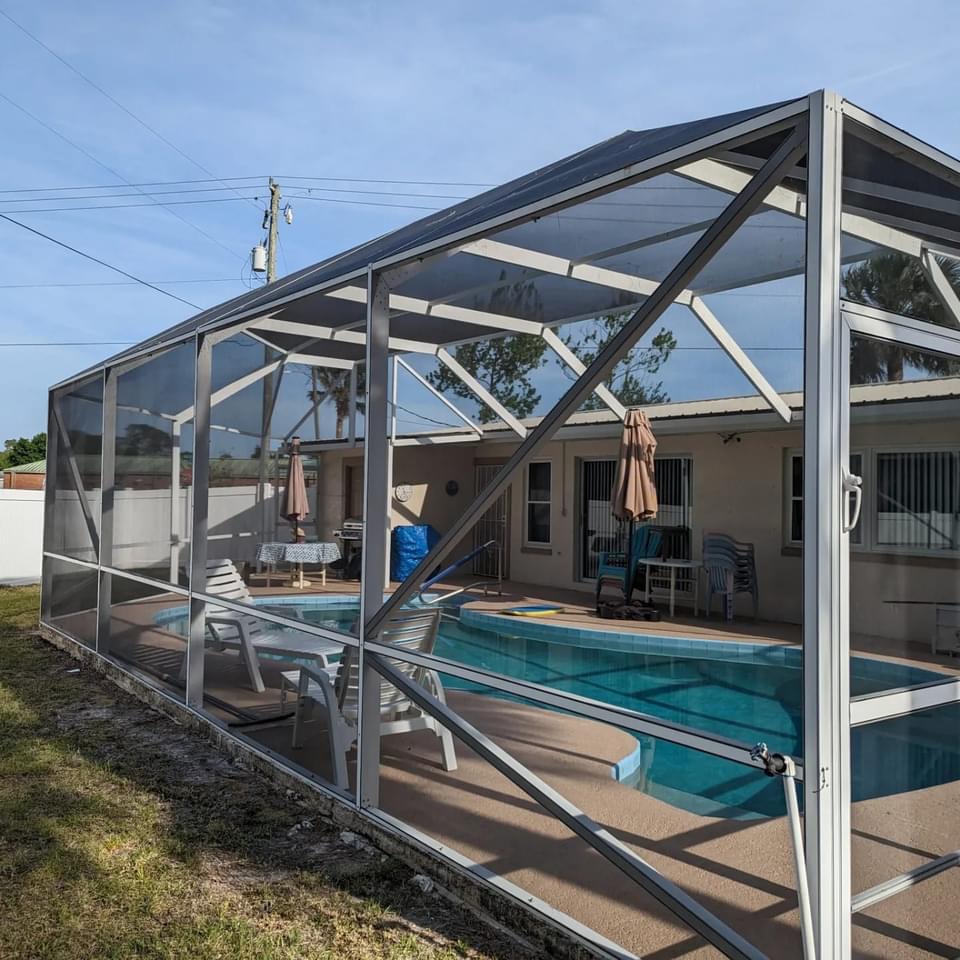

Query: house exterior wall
317;444;478;565
311;413;958;643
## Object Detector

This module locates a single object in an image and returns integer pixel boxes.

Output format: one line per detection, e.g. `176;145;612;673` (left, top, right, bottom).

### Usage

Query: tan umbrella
612;409;658;521
611;410;658;600
284;436;310;543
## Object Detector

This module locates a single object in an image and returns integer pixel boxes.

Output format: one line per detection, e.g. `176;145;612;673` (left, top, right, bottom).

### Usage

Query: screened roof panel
843;129;960;248
60;93;960;391
69;97;800;379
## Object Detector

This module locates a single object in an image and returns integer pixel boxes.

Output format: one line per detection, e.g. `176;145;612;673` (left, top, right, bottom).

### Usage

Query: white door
839;300;960;953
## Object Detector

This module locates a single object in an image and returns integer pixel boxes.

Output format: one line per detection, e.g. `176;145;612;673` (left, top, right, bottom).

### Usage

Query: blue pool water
165;596;960;819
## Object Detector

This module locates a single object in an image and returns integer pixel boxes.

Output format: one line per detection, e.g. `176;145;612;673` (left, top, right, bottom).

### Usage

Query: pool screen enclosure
40;91;960;959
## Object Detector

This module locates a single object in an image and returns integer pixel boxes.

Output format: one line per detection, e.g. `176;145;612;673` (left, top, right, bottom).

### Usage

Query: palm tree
307;367;366;439
843;252;960;383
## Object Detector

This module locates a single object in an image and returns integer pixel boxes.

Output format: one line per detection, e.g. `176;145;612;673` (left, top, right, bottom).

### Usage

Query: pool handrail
418;540;503;605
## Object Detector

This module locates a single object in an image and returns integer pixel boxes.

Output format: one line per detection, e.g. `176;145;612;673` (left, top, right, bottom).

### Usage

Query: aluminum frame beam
461;237;791;424
461;237;676;301
540;328;627;421
367;120;809;638
802;89;848;960
920;248;960;329
436;347;527;437
687;297;792;423
675;156;931;261
328;283;543;336
174;358;282;424
396;357;483;435
186;334;212;709
251;316;438;355
851;850;960;915
255;314;623;419
357;268;392;810
96;369;117;654
286;353;356;369
369;652;768;960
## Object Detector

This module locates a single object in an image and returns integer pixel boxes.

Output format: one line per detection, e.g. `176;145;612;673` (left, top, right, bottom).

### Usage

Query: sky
2;0;959;441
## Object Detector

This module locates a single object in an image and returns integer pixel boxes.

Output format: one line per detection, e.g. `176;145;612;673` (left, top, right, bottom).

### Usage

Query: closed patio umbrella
611;410;658;601
284;436;311;588
284;436;310;541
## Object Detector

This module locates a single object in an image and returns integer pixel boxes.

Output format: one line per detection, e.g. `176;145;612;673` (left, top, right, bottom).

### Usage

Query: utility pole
266;178;281;283
251;177;291;284
255;177;287;545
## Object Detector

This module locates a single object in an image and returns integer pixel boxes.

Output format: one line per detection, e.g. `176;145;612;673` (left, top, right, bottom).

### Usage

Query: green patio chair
595;525;663;607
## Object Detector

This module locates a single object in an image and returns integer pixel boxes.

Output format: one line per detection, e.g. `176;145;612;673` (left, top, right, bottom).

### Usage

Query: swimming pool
162;595;959;819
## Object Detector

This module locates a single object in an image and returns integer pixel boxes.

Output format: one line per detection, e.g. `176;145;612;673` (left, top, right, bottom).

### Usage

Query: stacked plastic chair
702;533;758;620
595;525;663;607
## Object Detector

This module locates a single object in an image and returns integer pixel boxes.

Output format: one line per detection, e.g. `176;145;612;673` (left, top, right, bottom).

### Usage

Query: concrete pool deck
45;580;960;959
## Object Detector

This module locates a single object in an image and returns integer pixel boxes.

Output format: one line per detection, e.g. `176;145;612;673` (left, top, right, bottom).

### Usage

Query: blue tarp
391;525;441;582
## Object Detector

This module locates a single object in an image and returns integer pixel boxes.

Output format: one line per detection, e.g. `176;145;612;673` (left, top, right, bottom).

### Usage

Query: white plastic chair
202;559;343;693
283;608;457;789
702;533;758;620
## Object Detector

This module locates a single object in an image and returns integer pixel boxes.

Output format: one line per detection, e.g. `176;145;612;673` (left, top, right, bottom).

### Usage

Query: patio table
637;557;701;618
256;541;341;589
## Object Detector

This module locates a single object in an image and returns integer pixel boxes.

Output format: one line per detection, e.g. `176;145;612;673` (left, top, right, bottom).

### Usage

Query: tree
308;367;367;439
426;334;548;423
0;433;46;470
843;252;960;383
425;279;550;423
562;312;677;408
117;423;172;456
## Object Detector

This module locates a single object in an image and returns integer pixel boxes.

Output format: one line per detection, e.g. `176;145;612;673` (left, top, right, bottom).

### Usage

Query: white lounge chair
282;608;457;790
203;559;344;693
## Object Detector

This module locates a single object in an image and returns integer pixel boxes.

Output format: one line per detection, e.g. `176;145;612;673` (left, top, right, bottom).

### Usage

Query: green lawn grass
0;586;529;960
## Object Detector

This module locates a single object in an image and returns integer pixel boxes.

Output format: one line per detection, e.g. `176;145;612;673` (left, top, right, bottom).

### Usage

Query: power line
0;5;260;214
0;213;201;309
287;193;441;211
0;278;238;289
0;184;269;204
0;176;271;195
0;195;264;214
0;340;137;346
0;184;472;204
1;193;446;215
282;175;494;188
0;173;723;199
0;89;244;259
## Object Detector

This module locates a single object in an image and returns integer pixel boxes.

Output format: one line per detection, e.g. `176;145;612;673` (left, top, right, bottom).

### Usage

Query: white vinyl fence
0;489;44;583
18;483;319;584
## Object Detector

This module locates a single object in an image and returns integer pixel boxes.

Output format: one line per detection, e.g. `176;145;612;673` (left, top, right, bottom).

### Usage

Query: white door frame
838;298;960;943
841;300;960;729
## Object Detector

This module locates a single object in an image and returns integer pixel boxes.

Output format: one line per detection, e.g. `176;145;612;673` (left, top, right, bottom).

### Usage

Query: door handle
842;469;862;533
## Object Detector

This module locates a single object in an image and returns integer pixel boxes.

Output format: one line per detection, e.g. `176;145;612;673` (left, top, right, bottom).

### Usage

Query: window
787;448;960;554
526;461;551;545
788;451;863;545
578;456;691;579
875;450;959;552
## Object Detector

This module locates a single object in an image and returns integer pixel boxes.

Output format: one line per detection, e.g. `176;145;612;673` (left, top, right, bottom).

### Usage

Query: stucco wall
316;445;477;557
310;414;958;643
